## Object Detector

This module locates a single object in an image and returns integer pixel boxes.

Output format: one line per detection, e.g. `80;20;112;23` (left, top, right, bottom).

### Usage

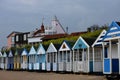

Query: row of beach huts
0;21;120;76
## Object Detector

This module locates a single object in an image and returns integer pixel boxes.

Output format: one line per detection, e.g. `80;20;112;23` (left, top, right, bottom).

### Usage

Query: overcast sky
0;0;120;50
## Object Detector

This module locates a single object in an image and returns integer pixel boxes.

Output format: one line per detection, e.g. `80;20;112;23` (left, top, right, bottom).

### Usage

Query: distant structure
28;16;66;44
33;16;66;36
14;32;30;47
7;16;67;48
7;31;21;48
50;16;66;34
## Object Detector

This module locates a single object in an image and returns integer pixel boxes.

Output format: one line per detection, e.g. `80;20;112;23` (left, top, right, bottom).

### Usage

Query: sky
0;0;120;50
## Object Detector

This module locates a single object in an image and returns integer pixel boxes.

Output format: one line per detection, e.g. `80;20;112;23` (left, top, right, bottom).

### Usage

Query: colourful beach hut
2;52;7;69
92;30;106;72
14;49;22;70
36;44;46;71
58;40;74;72
21;48;28;70
0;52;2;69
72;36;95;73
14;50;17;70
46;43;60;71
102;21;120;76
1;52;4;69
28;46;37;70
7;50;14;70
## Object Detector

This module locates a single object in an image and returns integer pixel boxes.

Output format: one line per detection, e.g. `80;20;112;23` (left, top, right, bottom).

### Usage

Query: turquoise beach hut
28;46;37;70
72;36;95;73
36;44;46;71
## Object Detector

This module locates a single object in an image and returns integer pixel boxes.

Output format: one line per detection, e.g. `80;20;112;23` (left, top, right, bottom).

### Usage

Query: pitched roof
7;31;21;38
59;40;75;51
83;37;96;46
33;24;45;36
52;16;66;34
29;46;36;55
72;36;89;49
46;43;57;53
21;48;28;56
36;44;46;54
103;21;120;41
3;52;7;57
8;50;13;57
92;30;106;47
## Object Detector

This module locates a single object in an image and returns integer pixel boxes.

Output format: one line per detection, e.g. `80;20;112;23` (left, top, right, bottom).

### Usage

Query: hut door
63;51;66;71
105;47;108;58
51;53;53;70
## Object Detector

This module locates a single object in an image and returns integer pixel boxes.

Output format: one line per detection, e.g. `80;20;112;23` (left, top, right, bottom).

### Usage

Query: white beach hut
92;30;106;72
46;43;60;71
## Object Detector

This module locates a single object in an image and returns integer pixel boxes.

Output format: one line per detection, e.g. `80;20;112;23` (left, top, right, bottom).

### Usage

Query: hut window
21;56;23;62
84;49;87;61
17;56;20;62
79;50;82;61
89;49;93;61
63;51;66;62
29;56;31;63
104;47;108;58
53;53;56;62
24;56;26;61
74;49;77;61
59;52;62;62
67;51;70;62
16;56;18;62
3;58;5;63
95;48;102;61
51;54;53;63
48;54;50;63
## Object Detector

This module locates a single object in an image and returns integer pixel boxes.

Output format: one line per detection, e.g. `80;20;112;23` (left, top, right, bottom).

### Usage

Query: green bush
2;29;103;53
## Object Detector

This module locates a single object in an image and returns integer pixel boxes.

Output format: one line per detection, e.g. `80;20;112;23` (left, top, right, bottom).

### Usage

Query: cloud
0;0;120;49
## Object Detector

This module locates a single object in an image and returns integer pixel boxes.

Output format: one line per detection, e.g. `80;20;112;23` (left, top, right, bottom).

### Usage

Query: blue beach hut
28;46;37;70
21;48;28;70
36;44;46;71
46;43;60;71
102;21;120;75
92;30;106;72
7;50;14;70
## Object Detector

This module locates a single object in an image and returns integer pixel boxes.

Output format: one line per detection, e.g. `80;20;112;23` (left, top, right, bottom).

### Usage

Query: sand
0;70;106;80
